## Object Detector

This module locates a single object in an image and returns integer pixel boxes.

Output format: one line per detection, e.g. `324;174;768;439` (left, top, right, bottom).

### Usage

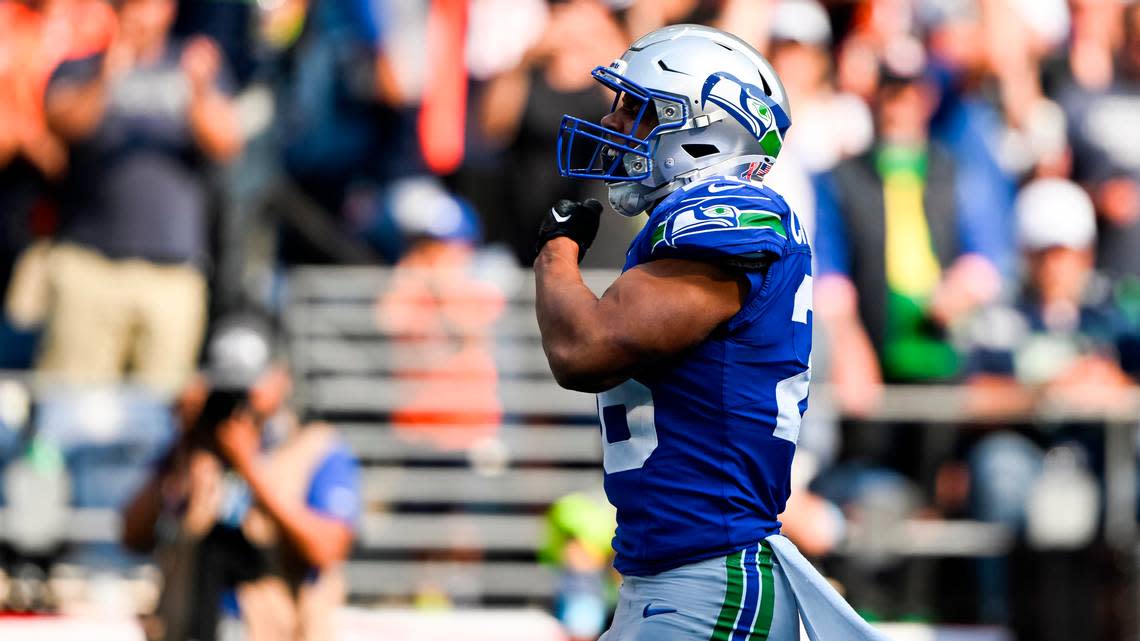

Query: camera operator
122;318;361;641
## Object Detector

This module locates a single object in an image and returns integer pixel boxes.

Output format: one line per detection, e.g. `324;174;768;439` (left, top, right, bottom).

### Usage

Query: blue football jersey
598;176;813;576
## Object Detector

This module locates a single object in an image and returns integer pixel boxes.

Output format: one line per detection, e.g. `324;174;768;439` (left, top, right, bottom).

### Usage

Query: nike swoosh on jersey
642;604;678;618
551;207;572;222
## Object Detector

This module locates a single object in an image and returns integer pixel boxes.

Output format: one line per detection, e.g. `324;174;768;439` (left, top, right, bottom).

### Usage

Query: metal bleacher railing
285;265;1140;605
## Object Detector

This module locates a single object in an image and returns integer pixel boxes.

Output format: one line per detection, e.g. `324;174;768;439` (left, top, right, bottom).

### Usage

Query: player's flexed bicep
536;239;746;393
594;258;747;377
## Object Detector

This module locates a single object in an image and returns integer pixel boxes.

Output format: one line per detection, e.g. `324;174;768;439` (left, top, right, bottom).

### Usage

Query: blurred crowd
3;0;1140;637
5;0;1140;397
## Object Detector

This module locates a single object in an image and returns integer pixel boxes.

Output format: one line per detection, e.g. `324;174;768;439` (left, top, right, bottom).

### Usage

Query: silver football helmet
557;24;792;216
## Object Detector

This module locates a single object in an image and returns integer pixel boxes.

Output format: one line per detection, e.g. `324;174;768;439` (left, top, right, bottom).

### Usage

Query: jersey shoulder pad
646;178;789;266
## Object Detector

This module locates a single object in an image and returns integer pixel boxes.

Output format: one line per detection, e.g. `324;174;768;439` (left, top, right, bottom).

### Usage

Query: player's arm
536;235;745;393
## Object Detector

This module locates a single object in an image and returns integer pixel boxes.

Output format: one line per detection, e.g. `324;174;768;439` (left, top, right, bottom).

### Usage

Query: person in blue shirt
535;24;885;641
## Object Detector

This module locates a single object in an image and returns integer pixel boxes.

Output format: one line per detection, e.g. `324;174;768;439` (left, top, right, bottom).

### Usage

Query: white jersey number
597;379;658;474
773;275;812;443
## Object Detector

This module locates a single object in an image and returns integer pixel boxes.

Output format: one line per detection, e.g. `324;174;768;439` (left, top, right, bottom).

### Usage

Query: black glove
536;198;604;263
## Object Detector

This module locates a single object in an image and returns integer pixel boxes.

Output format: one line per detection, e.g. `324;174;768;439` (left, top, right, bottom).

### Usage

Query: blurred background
3;0;1140;640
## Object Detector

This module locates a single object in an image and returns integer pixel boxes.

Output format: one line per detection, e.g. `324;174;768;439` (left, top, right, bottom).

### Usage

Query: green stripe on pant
709;550;746;641
748;541;776;640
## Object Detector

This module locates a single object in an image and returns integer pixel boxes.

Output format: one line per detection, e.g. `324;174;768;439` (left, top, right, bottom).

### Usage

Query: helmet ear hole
682;143;720;158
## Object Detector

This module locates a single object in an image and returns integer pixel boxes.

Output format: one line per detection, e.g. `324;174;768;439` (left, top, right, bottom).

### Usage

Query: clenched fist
536;198;604;263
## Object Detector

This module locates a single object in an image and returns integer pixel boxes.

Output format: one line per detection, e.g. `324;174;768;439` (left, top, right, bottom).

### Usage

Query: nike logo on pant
643;604;678;618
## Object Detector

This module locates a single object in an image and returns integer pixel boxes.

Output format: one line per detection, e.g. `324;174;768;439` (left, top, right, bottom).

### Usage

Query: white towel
766;534;890;641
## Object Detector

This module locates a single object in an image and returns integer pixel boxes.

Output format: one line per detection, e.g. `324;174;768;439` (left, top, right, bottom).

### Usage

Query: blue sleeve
811;171;851;278
953;154;1015;278
648;181;788;266
306;444;362;526
931;101;1016;277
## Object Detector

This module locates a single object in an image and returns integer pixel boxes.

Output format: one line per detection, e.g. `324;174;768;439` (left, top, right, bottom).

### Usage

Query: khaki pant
36;243;206;394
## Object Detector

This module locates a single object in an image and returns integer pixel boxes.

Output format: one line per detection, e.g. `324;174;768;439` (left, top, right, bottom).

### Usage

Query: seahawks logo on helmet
700;72;790;160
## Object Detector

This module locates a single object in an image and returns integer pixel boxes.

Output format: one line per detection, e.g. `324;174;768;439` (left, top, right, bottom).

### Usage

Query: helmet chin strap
607;154;772;217
607;182;674;217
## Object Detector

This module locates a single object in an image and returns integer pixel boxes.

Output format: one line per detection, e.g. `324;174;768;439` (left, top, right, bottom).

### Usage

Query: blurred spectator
278;0;420;237
416;0;469;175
0;0;115;184
923;0;1019;277
1060;3;1140;282
814;41;1004;416
764;0;872;235
2;1;66;185
965;178;1137;417
538;488;616;641
122;318;360;641
38;0;241;394
0;0;115;368
834;0;916;103
373;178;505;449
980;0;1073;181
465;0;548;84
770;0;873;175
475;0;626;265
1064;0;1126;92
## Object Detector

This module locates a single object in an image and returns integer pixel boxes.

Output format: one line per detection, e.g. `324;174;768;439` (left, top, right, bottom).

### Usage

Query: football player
534;25;885;641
